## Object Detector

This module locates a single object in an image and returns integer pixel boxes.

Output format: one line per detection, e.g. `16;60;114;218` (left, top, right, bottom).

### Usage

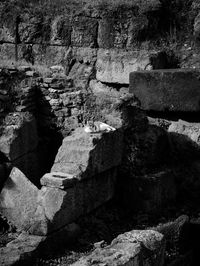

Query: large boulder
130;69;200;112
96;49;150;84
0;167;39;232
71;230;165;266
30;168;116;235
51;127;123;179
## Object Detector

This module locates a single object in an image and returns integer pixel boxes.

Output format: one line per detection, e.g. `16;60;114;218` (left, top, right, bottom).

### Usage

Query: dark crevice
147;111;200;123
100;81;129;91
149;50;180;70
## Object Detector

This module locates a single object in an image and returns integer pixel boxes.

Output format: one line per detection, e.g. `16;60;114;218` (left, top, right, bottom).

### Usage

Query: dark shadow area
149;50;180;69
35;88;64;179
147;111;200;123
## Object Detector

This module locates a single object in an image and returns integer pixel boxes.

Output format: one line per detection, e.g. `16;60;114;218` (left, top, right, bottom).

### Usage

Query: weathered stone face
0;114;38;161
51;15;71;46
129;69;200;112
71;16;98;47
0;223;80;266
51;127;123;179
30;168;116;235
168;120;200;146
71;230;165;266
0;167;39;232
96;49;150;84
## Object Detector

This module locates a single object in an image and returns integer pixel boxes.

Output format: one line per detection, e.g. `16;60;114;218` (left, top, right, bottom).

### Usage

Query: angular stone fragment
40;172;78;189
0;167;39;232
71;230;165;266
129;69;200;112
51;127;123;179
30;168;116;235
96;49;150;84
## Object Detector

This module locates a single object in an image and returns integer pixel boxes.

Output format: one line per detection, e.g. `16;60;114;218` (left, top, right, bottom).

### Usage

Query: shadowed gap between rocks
147;111;200;123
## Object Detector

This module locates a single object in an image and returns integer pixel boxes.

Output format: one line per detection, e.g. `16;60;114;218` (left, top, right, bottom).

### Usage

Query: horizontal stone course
96;49;150;84
129;69;200;112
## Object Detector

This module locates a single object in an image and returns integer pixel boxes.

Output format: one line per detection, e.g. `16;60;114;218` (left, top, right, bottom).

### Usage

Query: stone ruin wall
1;1;200;264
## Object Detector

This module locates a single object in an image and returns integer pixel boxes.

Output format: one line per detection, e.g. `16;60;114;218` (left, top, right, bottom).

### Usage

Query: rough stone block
96;49;150;84
71;16;98;47
71;230;165;266
29;168;116;235
0;167;39;232
51;128;123;179
98;15;131;49
51;15;71;46
0;114;38;161
129;69;200;112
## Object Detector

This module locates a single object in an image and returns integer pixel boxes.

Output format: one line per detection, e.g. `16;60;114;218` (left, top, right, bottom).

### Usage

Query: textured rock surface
96;49;150;84
0;233;43;266
40;172;78;189
0;114;38;161
168;120;200;146
0;167;39;232
71;230;165;266
51;127;123;178
0;223;80;266
30;168;116;235
130;69;200;112
168;120;200;163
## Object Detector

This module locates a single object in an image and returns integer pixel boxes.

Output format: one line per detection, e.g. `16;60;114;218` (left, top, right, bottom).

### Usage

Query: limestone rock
0;114;38;161
71;230;165;266
130;69;200;112
0;233;42;266
51;127;123;179
0;167;39;232
0;223;80;266
40;172;78;189
71;16;98;47
96;49;150;84
0;26;14;43
168;120;200;146
51;15;71;46
30;168;116;235
68;61;94;90
168;120;200;161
